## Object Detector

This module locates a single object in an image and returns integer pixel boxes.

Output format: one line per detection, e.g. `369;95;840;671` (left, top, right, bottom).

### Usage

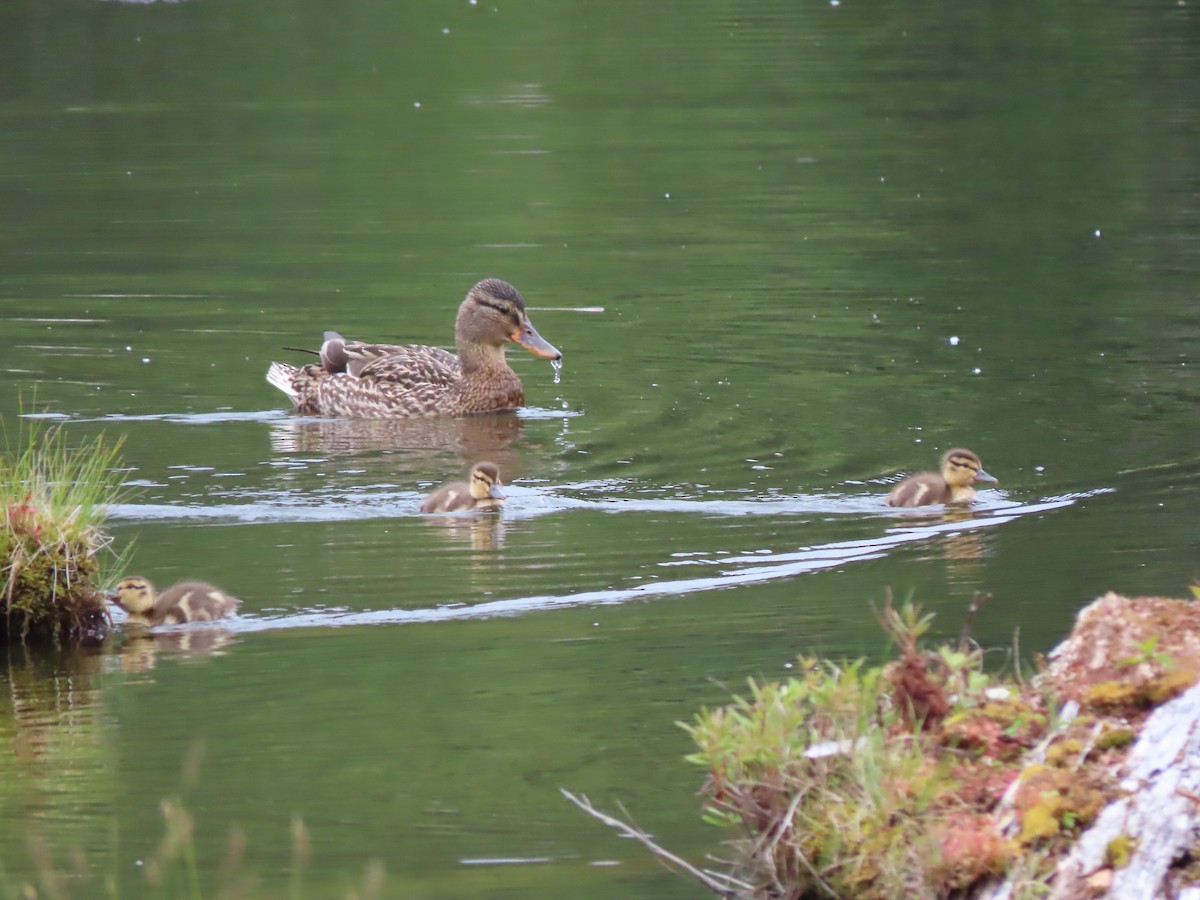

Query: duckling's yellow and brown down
420;461;506;513
266;278;561;418
887;448;997;507
107;576;240;626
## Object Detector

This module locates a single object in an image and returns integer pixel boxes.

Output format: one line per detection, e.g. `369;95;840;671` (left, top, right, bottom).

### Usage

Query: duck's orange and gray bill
974;468;998;484
513;318;561;360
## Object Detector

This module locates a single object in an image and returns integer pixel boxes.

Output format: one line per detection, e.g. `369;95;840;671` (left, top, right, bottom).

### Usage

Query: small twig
560;789;750;898
958;591;993;653
1076;721;1105;769
755;788;840;900
1176;787;1200;806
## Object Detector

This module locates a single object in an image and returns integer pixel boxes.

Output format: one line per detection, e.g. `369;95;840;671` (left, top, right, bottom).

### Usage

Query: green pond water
1;0;1198;897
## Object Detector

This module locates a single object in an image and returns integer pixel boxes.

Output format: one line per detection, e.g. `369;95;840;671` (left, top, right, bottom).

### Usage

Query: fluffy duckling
107;576;240;626
887;448;997;508
420;462;505;513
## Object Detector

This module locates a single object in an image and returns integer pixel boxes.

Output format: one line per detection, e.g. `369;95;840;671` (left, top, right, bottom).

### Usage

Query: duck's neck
457;341;509;375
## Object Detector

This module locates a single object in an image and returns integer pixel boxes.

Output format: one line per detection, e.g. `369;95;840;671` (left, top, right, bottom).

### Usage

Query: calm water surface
2;0;1198;896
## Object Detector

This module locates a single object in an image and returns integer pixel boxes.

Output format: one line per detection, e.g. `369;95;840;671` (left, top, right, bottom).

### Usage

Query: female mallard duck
887;448;998;507
266;278;562;418
107;576;240;626
420;461;505;513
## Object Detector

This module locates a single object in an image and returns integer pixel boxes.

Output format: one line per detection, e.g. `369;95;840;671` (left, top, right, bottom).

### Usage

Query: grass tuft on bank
1;421;126;645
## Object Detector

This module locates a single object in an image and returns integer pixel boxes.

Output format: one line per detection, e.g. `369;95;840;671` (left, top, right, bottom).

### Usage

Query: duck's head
940;448;997;489
457;279;561;361
107;576;156;615
319;331;350;373
468;461;506;502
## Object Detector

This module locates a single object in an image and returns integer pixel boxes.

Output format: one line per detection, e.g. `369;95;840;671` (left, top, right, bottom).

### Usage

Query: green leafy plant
1115;636;1174;670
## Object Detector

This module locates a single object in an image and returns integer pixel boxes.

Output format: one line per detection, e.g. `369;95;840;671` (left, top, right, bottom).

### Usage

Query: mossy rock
1;533;110;645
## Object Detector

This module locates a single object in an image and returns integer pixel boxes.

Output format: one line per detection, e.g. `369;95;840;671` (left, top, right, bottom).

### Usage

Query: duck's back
152;581;240;625
420;481;473;513
348;343;461;387
887;473;952;508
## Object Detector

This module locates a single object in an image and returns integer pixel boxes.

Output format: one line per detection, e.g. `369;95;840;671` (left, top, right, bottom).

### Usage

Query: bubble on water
947;335;960;346
971;367;982;375
1094;229;1101;237
551;358;563;385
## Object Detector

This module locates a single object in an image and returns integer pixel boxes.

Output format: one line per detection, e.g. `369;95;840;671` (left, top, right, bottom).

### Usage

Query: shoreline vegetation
569;589;1200;900
0;422;126;646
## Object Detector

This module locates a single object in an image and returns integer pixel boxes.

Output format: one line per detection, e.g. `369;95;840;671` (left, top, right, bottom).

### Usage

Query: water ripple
130;493;1104;636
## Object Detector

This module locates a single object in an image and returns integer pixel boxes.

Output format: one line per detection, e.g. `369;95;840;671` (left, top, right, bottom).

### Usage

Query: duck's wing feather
315;377;460;418
348;343;462;387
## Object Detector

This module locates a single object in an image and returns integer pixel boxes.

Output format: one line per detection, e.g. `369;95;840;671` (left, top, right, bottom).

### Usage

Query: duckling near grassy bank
420;462;505;513
107;576;240;626
266;278;562;418
887;448;997;507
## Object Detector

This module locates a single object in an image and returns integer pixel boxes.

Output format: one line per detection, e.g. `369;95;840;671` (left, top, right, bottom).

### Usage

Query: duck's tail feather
266;362;301;403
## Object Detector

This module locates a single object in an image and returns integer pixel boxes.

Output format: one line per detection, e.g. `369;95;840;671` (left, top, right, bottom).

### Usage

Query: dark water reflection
1;0;1198;895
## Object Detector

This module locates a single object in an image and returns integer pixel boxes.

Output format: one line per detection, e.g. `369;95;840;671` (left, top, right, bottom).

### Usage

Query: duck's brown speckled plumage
107;576;241;626
887;448;998;508
267;279;561;418
420;461;506;513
